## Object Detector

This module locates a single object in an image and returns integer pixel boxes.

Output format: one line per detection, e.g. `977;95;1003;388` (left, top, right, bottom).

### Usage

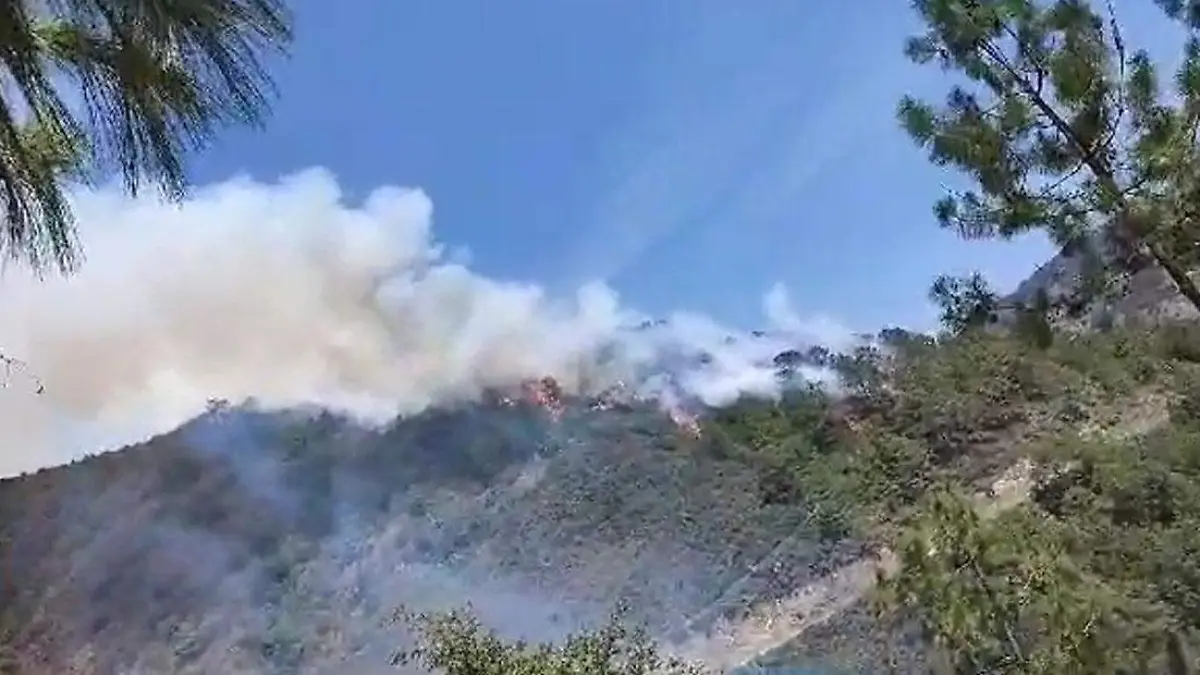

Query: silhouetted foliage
0;0;293;274
903;0;1200;315
929;272;998;335
392;606;710;675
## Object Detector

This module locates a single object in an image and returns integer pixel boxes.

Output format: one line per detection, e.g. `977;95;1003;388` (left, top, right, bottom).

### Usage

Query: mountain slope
0;387;856;675
6;307;1200;674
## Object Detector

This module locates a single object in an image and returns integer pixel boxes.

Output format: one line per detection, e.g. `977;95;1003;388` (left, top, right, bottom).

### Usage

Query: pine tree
1;0;292;274
875;489;1164;674
901;0;1200;315
929;271;999;334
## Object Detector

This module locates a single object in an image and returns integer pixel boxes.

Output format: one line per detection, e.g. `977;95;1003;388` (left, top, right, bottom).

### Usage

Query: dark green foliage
0;0;293;274
703;321;1180;539
701;386;841;509
1157;323;1200;363
1029;423;1200;629
694;315;1200;672
392;606;710;675
878;488;1176;674
902;0;1200;314
1013;288;1054;349
875;340;1200;673
1170;369;1200;424
929;272;998;335
377;316;1200;674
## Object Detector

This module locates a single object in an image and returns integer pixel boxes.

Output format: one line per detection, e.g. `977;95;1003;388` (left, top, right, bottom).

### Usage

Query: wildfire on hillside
522;377;565;421
495;376;703;438
494;376;564;421
667;406;703;439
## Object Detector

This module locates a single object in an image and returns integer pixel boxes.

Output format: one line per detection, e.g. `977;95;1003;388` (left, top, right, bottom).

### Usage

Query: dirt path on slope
674;460;1033;672
674;393;1171;672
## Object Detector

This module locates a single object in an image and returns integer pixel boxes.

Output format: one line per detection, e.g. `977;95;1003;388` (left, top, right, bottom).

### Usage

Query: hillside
0;378;855;674
5;315;1200;674
9;0;1200;672
388;320;1200;674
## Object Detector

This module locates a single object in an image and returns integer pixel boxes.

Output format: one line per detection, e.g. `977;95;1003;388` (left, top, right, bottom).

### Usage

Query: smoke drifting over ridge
0;167;847;478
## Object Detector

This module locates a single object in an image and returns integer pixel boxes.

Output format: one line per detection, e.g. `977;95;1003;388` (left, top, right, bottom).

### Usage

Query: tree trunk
986;37;1200;317
1148;240;1200;315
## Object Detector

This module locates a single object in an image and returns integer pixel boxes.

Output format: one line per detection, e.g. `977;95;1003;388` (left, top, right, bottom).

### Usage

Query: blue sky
189;0;1179;333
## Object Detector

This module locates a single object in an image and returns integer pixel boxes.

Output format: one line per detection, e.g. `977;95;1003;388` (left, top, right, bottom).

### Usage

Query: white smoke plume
0;168;847;478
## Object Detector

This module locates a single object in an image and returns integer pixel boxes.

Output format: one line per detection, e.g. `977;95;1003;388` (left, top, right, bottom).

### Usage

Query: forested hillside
7;318;1200;673
393;0;1200;672
6;0;1200;673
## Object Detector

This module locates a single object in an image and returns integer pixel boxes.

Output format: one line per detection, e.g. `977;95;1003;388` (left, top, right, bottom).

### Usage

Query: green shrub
391;606;709;675
1157;324;1200;364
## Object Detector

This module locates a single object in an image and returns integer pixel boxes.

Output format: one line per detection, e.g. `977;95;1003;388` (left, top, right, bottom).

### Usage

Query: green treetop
0;0;293;275
901;0;1200;314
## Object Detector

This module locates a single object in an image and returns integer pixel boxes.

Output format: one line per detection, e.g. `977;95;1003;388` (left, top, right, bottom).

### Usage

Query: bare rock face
997;238;1200;331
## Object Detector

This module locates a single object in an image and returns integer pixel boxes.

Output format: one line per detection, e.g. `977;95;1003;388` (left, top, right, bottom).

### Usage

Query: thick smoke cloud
0;168;847;478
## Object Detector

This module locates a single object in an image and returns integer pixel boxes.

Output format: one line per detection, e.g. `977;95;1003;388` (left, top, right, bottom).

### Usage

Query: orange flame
519;376;565;421
501;375;701;438
667;406;703;439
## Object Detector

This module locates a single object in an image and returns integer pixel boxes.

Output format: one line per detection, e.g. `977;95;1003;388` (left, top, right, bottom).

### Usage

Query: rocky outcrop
997;237;1200;331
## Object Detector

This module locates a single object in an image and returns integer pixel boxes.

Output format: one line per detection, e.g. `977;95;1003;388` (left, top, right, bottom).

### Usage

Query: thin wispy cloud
698;66;914;235
565;44;809;287
570;12;903;284
561;7;909;341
